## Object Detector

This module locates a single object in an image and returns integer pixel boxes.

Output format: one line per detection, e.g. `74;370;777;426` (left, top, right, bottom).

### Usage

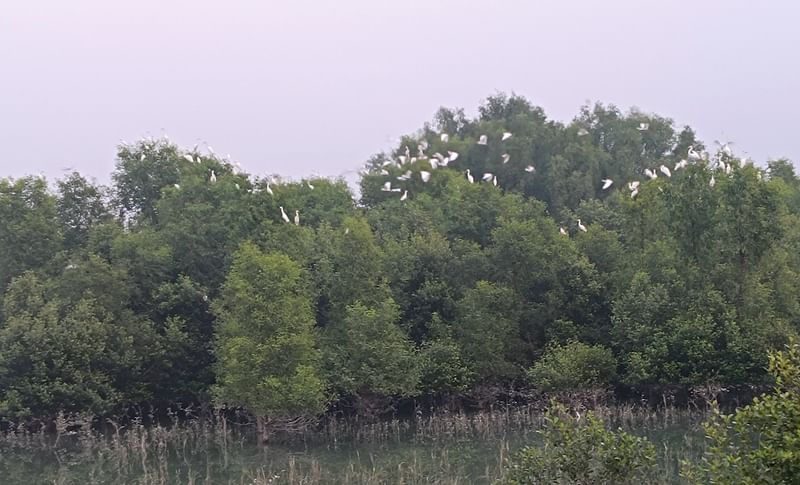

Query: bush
682;339;800;484
501;401;656;484
527;341;617;393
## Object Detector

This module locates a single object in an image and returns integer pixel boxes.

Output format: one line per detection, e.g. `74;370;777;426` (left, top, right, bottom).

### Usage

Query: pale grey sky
1;1;799;183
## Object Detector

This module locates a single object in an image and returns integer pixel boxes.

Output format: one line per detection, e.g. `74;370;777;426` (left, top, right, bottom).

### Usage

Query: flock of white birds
127;124;752;233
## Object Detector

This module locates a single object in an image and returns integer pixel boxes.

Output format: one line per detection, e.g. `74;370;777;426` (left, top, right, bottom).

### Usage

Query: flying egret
400;190;408;201
210;170;217;183
466;169;474;183
266;183;274;195
183;154;194;163
709;175;716;188
502;153;510;164
280;206;290;223
577;219;587;232
560;227;568;236
477;135;488;145
440;133;449;142
294;210;300;226
482;172;494;182
577;128;589;137
447;151;459;161
659;165;672;177
501;132;512;141
637;122;649;131
525;165;536;173
420;171;431;183
601;179;613;190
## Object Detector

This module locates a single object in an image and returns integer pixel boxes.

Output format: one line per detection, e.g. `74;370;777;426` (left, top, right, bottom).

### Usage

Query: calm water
0;407;706;484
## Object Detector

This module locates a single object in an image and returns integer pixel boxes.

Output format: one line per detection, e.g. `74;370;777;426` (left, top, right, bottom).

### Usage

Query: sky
1;0;799;184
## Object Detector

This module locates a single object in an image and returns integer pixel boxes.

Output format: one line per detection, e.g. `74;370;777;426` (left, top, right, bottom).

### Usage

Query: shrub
682;339;800;484
501;401;656;484
527;341;617;392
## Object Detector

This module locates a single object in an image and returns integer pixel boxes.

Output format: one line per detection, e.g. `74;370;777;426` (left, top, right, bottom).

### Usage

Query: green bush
527;341;617;392
682;340;800;484
501;401;656;484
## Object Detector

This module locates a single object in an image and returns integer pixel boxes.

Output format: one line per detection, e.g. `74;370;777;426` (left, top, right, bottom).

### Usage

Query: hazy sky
2;1;799;184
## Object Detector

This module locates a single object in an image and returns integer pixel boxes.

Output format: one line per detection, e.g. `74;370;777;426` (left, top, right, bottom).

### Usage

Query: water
0;407;706;484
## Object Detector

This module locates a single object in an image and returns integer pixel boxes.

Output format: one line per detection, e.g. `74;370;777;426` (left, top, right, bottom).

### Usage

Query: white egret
559;227;568;236
306;180;315;190
482;172;494;182
466;169;474;183
397;170;412;181
447;151;459;161
404;145;411;158
628;181;640;191
601;179;613;190
280;206;290;223
440;133;449;142
294;210;300;226
501;132;512;141
209;170;217;183
644;168;657;180
659;165;672;177
266;183;274;195
380;169;390;175
183;154;194;163
688;146;702;160
420;171;431;183
630;188;639;198
398;155;407;165
492;175;498;187
430;159;440;170
140;153;145;161
196;156;202;164
235;183;240;190
709;175;716;187
400;190;408;201
577;128;590;137
477;135;488;145
501;153;510;164
381;181;393;192
525;165;536;173
637;122;649;131
577;219;587;232
173;184;180;189
674;159;688;170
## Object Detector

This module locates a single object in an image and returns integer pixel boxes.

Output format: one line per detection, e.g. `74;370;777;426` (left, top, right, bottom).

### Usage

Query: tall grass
0;403;707;484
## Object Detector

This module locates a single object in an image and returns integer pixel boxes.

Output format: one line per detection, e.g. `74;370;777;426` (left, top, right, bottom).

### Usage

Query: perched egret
404;145;411;158
397;170;412;181
440;133;449;142
477;135;488;145
577;128;589;137
674;159;688;170
525;165;536;173
466;169;474;183
501;132;512;141
306;180;315;190
630;188;639;198
430;159;440;170
140;153;145;161
577;219;587;232
644;168;657;180
637;122;649;131
601;179;613;190
420;171;431;183
628;181;640;191
482;172;494;182
492;175;498;187
398;155;407;165
173;184;180;189
183;154;194;163
209;170;217;183
501;153;510;164
659;165;672;177
447;151;459;162
400;190;408;201
688;146;702;160
294;210;300;226
709;175;716;187
559;227;568;236
280;206;290;223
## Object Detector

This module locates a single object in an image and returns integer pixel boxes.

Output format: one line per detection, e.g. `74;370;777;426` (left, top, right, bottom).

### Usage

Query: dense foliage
1;93;798;425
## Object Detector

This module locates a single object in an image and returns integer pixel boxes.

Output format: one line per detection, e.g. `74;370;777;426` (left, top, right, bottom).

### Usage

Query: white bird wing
447;151;459;161
183;154;194;163
420;171;431;182
501;132;512;141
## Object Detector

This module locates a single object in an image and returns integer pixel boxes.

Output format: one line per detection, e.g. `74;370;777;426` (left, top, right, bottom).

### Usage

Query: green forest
1;93;798;427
